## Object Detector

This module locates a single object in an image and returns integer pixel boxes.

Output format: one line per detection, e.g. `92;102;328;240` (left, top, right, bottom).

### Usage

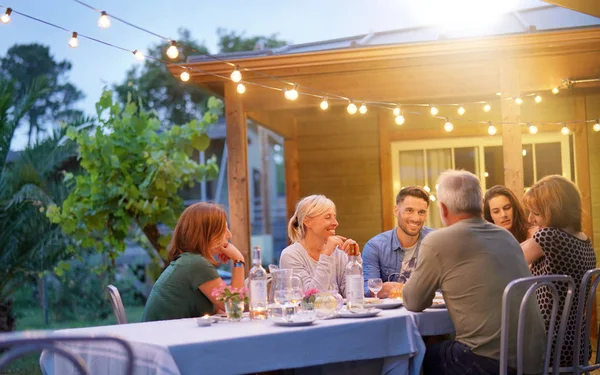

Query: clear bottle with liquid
345;246;365;311
249;246;268;320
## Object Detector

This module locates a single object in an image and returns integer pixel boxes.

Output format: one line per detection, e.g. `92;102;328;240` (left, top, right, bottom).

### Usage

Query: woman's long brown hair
484;185;530;243
168;202;228;265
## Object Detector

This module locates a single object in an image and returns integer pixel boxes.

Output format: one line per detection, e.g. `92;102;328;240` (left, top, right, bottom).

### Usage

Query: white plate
337;308;382;318
365;299;403;309
272;317;317;327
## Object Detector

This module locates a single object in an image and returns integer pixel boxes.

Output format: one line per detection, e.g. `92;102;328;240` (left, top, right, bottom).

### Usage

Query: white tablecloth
40;307;454;375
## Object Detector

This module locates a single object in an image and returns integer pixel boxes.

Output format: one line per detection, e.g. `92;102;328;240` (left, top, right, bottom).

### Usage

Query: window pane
484;146;504;188
426;149;452;229
535;143;562;179
398;150;425;187
454;147;478;175
523;144;534;188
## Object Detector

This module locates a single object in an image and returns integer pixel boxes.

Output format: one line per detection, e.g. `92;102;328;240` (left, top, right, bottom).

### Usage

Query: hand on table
377;282;404;299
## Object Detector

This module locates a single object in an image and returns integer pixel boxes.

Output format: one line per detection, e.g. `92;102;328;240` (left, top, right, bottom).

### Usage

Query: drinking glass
274;289;295;321
367;278;383;298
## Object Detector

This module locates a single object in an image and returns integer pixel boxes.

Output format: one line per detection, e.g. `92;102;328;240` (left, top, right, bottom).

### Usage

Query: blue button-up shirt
362;227;435;296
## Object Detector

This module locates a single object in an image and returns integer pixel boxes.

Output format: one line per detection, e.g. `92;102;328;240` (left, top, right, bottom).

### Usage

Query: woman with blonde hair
521;175;596;367
279;195;359;297
143;202;246;321
484;185;535;243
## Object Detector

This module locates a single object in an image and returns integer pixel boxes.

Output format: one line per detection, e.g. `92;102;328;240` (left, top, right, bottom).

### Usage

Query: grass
1;305;145;375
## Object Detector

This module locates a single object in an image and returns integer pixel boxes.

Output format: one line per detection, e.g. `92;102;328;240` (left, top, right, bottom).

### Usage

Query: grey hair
287;195;335;242
436;170;483;215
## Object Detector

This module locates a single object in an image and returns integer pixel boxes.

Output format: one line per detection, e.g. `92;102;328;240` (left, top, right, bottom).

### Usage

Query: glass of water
367;278;383;298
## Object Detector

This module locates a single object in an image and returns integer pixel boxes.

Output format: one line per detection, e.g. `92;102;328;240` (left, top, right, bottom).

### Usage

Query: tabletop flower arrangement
211;285;249;321
302;288;319;311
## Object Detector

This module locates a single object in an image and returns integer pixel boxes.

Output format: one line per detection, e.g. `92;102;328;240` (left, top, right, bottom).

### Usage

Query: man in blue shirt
362;186;434;297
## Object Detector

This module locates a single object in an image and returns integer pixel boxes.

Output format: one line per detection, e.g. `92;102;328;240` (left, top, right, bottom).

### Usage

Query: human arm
280;246;336;292
198;243;246;312
402;240;441;312
520;237;545;265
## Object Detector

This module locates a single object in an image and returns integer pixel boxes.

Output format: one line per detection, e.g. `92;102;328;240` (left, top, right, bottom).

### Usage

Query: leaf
191;133;210;151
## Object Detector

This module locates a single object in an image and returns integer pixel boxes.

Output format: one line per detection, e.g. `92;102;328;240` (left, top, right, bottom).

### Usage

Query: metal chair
0;331;134;375
572;268;600;375
500;275;575;375
107;284;128;324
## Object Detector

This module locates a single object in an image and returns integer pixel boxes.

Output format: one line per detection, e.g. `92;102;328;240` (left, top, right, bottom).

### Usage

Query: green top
142;252;220;322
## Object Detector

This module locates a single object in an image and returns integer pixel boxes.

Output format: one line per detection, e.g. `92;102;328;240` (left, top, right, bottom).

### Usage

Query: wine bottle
249;246;268;320
345;245;364;311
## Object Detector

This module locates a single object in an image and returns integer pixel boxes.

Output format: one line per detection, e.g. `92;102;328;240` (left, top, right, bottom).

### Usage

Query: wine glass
367;278;383;298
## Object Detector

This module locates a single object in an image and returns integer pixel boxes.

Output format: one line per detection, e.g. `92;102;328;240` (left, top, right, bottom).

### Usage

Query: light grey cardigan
279;242;348;297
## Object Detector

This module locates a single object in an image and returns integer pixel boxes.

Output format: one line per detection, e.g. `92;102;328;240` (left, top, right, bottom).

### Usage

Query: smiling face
488;194;514;231
394;196;428;236
304;206;338;240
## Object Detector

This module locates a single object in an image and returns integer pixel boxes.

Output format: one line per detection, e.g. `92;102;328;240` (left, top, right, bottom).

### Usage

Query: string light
534;95;542;103
561;125;569;135
359;103;367;114
594;120;600;132
423;185;431;192
347;101;357;115
98;11;110;29
515;97;523;105
284;85;299;100
484;172;489;177
230;67;242;83
444;119;454;132
320;98;329;110
483;103;491;112
395;114;405;125
236;83;246;94
180;70;190;82
393;106;401;116
529;124;538;134
457;106;465;116
68;32;79;48
552;87;560;94
522;149;527;156
496;92;502;96
1;7;11;24
166;41;179;59
430;195;436;202
430;106;439;116
488;123;497;135
133;49;144;61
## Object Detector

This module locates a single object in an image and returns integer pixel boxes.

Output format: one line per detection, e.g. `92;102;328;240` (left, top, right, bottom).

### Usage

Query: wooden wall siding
296;108;382;247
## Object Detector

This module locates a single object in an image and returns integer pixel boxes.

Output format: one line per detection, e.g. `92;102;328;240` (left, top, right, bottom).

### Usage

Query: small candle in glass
196;314;212;327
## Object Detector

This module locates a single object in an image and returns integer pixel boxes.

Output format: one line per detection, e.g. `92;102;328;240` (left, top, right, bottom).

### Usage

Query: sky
1;0;550;149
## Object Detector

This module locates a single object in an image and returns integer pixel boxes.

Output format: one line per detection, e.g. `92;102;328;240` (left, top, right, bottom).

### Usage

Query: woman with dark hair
143;202;245;322
484;185;534;243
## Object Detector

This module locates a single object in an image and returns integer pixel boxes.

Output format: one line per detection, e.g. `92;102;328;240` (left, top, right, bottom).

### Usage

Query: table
40;307;454;375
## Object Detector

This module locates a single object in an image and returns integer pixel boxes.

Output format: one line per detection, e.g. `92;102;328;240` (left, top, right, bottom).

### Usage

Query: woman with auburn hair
484;185;535;243
143;202;246;322
279;195;359;297
521;175;596;367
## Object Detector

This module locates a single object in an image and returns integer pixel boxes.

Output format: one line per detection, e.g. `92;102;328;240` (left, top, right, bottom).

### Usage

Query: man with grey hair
403;170;545;375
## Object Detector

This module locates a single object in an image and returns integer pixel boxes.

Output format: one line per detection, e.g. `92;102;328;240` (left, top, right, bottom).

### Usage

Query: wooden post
259;127;272;234
500;62;524;196
224;82;251;271
573;97;594;242
284;119;300;228
378;110;394;231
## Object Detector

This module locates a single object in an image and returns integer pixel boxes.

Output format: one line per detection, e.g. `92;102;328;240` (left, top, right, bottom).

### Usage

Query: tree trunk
0;299;16;332
142;224;166;263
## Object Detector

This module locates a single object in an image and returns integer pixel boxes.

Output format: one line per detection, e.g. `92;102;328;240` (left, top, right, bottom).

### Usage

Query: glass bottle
249;246;268;320
345;246;364;310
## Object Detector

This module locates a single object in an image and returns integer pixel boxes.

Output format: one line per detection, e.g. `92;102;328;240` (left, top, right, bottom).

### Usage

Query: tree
47;89;223;267
0;44;84;144
216;28;288;53
0;78;83;331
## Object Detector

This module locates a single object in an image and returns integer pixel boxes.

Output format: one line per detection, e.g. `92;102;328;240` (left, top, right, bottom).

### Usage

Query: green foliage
0;43;84;144
217;28;288;53
48;90;223;263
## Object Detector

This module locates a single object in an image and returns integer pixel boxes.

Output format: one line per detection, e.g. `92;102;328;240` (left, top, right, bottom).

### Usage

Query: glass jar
224;299;245;322
314;291;338;317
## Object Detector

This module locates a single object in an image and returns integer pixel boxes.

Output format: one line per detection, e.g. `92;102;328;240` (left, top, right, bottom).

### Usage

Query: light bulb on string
133;50;145;61
320;98;328;110
522;149;527;156
515;97;523;105
430;195;437;202
284;85;299;101
561;125;570;135
430;105;439;116
395;114;405;125
1;7;12;24
166;41;179;59
180;70;190;82
483;103;491;112
484;172;489;178
347;101;357;115
393;106;401;116
359;103;367;114
496;92;502;96
593;120;600;132
529;124;538;134
488;123;497;135
535;95;542;103
230;67;242;83
236;83;246;94
98;11;110;28
444;119;453;132
68;32;79;48
423;185;431;192
552;87;560;95
457;106;465;116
